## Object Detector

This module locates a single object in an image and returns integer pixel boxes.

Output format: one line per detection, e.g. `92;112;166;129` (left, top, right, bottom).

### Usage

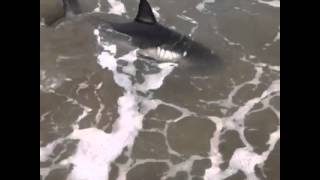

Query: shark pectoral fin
134;0;157;24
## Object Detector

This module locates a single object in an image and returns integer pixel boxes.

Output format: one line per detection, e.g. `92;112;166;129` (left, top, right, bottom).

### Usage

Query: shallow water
40;0;280;180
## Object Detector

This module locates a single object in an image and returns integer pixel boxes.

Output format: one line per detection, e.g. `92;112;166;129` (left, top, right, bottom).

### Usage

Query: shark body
63;0;222;72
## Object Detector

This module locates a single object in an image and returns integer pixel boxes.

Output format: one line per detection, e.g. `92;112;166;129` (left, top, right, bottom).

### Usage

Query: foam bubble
107;0;127;15
196;0;216;12
93;0;102;12
152;7;161;21
257;0;280;8
229;148;264;177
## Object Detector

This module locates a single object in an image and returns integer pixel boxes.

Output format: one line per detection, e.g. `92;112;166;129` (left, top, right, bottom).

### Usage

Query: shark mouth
137;47;187;63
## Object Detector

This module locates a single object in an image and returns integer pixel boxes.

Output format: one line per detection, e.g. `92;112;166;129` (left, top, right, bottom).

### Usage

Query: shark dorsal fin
135;0;157;24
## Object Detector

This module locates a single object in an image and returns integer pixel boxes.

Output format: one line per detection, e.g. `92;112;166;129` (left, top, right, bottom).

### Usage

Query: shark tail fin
134;0;157;24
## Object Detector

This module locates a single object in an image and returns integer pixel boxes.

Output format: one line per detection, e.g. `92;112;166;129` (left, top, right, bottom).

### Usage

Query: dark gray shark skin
63;0;222;73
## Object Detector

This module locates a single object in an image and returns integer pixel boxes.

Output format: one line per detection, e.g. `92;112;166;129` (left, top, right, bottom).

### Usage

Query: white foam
257;0;280;8
97;47;117;69
93;83;105;125
76;82;89;95
67;126;137;180
40;18;45;27
196;0;216;12
152;7;161;21
107;0;127;15
249;55;256;59
40;70;66;93
40;138;64;162
165;156;203;178
136;63;177;92
226;127;280;180
108;0;127;16
93;0;102;12
203;116;224;179
273;27;280;42
229;148;264;179
177;15;198;25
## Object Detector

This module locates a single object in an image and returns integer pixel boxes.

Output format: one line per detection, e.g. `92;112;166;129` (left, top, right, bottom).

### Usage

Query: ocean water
40;0;280;180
